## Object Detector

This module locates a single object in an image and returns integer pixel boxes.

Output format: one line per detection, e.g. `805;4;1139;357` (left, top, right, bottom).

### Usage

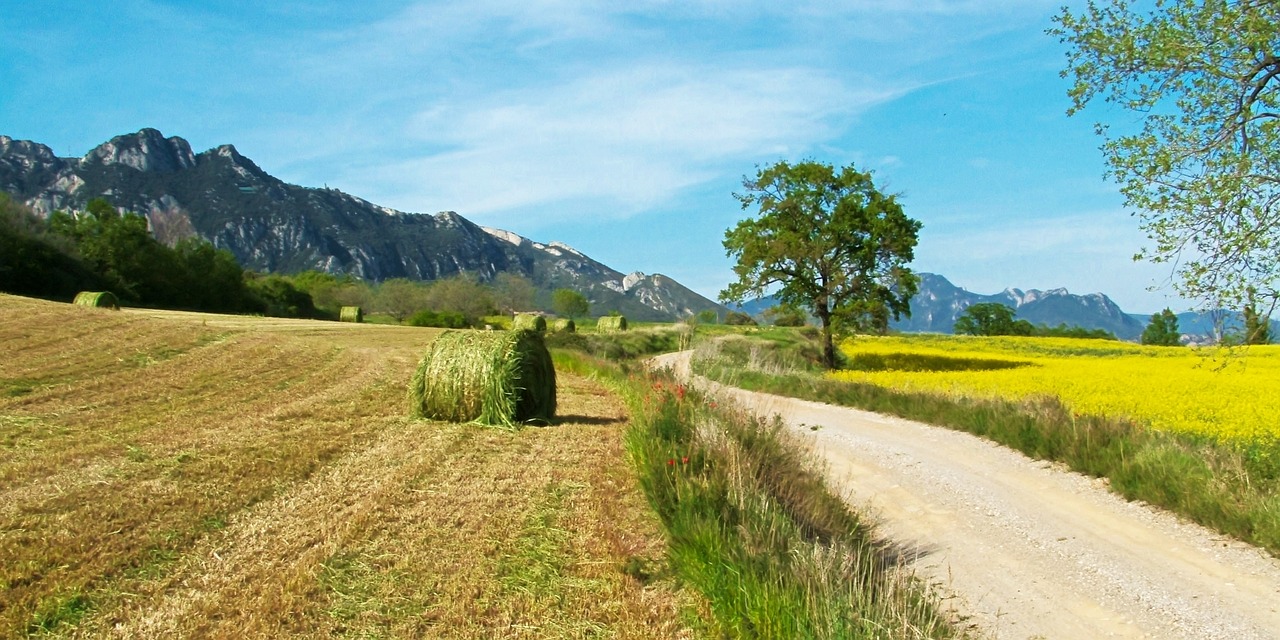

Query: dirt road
653;351;1280;639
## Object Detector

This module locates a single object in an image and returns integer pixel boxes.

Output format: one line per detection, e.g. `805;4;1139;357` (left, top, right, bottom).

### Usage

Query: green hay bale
409;329;556;427
73;291;119;309
512;313;547;332
550;318;576;333
597;315;628;332
340;306;364;323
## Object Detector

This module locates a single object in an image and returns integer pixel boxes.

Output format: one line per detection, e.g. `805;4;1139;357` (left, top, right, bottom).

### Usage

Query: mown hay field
0;294;693;638
831;335;1280;444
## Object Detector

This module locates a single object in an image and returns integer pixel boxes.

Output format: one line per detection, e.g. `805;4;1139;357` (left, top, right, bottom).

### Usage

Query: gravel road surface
653;351;1280;639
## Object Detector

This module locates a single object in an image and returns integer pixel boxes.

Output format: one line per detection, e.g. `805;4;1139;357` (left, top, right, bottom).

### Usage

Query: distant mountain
904;273;1146;339
0;129;725;321
737;273;1148;339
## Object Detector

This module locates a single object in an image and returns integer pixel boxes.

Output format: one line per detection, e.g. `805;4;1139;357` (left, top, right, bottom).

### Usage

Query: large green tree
720;160;921;369
1052;1;1280;319
49;198;184;303
953;303;1033;337
551;288;589;320
1141;308;1182;346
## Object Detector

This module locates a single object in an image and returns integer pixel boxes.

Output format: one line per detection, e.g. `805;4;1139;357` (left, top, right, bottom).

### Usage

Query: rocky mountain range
901;273;1147;339
7;128;1257;339
735;273;1149;340
0;129;724;321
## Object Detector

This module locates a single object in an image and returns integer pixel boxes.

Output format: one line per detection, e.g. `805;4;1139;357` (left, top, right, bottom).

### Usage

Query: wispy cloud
339;62;908;222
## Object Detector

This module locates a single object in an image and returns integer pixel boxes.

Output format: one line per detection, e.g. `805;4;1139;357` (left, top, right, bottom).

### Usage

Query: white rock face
622;271;647;292
482;226;527;247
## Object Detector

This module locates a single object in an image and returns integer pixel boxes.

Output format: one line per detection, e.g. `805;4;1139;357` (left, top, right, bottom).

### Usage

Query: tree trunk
816;305;836;369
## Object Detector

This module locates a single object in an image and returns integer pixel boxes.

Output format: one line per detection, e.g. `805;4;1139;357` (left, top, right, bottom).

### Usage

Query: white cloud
341;62;909;222
914;209;1191;312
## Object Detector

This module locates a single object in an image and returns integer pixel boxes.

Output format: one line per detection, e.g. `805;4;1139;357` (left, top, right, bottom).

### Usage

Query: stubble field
0;294;695;638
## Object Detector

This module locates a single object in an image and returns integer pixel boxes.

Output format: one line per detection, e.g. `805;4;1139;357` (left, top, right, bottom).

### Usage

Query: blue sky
1;1;1189;313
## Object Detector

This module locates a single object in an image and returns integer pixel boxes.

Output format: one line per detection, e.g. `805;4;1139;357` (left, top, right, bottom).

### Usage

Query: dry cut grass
0;294;696;638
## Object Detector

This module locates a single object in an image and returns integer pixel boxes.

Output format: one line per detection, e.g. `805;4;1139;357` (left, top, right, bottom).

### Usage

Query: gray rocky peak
84;128;196;173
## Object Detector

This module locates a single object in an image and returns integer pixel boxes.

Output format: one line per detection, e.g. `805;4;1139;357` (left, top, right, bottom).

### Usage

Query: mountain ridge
0;129;725;321
736;273;1149;340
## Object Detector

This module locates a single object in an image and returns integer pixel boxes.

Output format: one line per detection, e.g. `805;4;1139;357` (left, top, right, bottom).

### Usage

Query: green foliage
1141;308;1182;346
425;274;495;324
952;304;1114;340
0;194;106;299
244;274;318;318
723;310;756;326
721;160;921;369
491;272;536;314
407;308;468;328
764;304;807;327
172;237;255;311
374;278;429;322
3;195;261;312
953;303;1028;336
49;198;186;303
1033;323;1118;340
291;270;371;316
1052;1;1280;313
694;309;717;324
550;288;589;320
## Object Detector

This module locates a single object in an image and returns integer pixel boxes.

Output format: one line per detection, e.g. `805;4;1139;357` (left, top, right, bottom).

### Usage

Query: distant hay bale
339;306;363;323
512;313;547;332
550;318;576;333
409;329;556;427
597;315;628;332
73;291;119;309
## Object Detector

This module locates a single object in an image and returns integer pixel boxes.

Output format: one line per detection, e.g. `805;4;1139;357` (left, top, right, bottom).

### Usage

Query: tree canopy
1141;308;1182;346
720;160;921;368
551;288;589;320
953;303;1033;337
1052;0;1280;320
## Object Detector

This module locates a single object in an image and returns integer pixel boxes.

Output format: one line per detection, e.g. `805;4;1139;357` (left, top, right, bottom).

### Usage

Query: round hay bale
512;313;547;332
73;291;119;309
597;315;628;332
340;306;364;323
550;318;576;333
409;329;556;427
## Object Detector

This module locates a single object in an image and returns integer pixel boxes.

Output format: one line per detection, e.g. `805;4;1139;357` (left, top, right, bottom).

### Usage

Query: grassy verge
554;348;966;639
692;336;1280;557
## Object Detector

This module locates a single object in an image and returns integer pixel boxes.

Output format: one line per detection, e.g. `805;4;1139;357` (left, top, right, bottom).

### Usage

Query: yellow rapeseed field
831;335;1280;444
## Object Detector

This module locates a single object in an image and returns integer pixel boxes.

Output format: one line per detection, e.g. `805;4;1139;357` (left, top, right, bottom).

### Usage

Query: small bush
407;309;468;328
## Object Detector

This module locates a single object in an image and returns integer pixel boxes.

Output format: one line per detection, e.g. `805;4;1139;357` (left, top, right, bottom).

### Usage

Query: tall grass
553;344;965;638
692;337;1280;556
624;373;964;639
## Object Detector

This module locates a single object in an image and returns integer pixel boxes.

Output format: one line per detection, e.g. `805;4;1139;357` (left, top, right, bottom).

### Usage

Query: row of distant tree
951;302;1119;340
950;301;1272;346
0;194;600;327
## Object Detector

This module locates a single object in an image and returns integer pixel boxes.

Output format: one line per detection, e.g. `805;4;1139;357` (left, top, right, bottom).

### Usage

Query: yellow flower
831;336;1280;444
